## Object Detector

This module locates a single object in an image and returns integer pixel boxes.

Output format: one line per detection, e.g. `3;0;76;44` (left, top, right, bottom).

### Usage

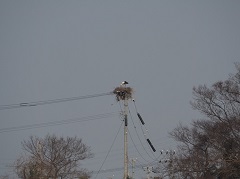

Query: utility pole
113;81;132;179
123;91;128;179
131;158;136;179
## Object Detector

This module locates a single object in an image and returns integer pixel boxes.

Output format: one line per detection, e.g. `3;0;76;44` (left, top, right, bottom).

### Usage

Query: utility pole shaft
131;158;136;179
113;81;132;179
123;91;128;179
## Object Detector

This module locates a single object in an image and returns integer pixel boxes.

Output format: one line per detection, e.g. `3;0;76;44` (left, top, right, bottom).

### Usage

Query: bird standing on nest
121;81;128;86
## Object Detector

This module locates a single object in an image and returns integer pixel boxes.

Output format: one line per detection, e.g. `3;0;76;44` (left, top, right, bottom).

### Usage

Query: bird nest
113;87;133;101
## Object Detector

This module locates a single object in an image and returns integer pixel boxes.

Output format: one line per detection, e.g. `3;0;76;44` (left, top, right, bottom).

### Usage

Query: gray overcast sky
0;1;239;178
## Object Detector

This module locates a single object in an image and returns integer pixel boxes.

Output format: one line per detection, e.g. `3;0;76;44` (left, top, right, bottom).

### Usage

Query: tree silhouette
14;134;93;179
163;63;240;178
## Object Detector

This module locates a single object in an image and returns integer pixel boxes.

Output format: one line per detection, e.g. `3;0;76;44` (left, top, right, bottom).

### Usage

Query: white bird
121;81;129;85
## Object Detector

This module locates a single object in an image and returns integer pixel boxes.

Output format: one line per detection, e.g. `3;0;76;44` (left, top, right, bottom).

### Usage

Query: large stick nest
113;87;133;101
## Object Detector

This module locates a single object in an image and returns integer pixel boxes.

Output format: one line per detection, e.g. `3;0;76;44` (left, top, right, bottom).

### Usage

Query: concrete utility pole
113;81;132;179
131;158;136;179
123;91;128;179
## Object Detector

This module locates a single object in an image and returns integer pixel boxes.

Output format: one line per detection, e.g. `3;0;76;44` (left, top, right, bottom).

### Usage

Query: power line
128;108;151;163
91;161;157;174
128;106;155;161
0;92;113;110
94;120;124;179
118;93;156;163
0;112;117;133
92;165;133;174
127;128;149;163
132;100;157;157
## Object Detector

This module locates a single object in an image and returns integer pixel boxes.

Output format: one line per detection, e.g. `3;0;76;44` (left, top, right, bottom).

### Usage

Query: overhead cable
132;99;158;157
91;161;156;174
94;120;124;179
128;106;154;161
127;128;149;163
0;112;117;133
92;165;139;174
0;92;113;110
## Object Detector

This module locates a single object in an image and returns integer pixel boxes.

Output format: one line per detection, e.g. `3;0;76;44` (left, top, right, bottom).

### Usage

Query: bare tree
162;63;240;179
167;121;219;178
14;134;93;179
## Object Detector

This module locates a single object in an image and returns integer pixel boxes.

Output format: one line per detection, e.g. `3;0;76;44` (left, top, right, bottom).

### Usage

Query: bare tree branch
14;134;93;179
161;63;240;179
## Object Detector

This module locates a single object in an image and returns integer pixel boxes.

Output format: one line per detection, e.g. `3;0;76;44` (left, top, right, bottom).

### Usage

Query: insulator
137;113;145;125
125;117;128;126
147;138;156;152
